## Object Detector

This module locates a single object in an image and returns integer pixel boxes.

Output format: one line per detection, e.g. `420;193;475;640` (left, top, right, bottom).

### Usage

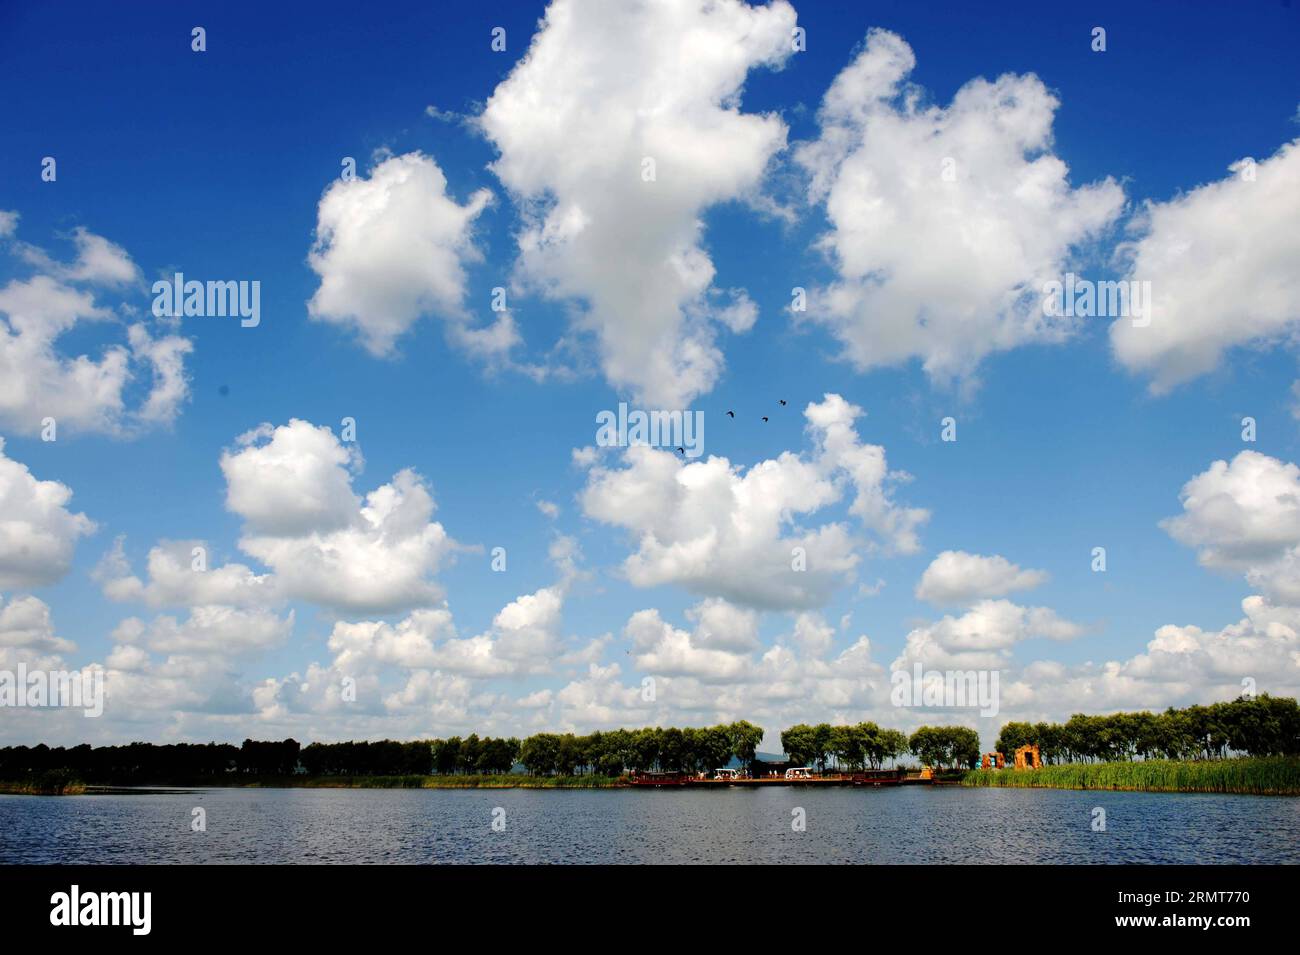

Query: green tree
728;721;764;770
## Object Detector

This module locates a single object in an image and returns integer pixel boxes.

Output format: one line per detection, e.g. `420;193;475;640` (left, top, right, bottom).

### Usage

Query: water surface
2;786;1296;864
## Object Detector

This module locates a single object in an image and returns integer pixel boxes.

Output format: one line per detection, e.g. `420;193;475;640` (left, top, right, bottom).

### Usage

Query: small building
980;751;1005;769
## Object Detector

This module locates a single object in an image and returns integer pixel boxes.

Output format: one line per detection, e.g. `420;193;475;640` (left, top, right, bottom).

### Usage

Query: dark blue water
1;786;1296;864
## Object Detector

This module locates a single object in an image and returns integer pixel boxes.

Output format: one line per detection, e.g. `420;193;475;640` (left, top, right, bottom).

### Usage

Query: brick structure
1013;744;1041;769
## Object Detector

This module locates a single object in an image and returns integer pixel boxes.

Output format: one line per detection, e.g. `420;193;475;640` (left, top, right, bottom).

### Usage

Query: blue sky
1;0;1298;749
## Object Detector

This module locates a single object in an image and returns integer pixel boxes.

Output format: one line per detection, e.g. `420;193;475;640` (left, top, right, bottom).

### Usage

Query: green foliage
993;696;1300;764
0;769;86;795
519;722;765;776
908;726;980;769
961;756;1300;795
777;722;913;771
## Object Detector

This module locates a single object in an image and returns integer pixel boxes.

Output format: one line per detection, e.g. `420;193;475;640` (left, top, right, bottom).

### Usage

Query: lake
2;785;1297;864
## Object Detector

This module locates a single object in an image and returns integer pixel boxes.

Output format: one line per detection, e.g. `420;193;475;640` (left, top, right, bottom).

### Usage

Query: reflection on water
1;785;1296;864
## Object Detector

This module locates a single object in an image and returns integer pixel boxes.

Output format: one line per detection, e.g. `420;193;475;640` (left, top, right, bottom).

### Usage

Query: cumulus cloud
111;606;294;657
1161;450;1300;603
627;607;753;682
0;215;193;436
528;619;890;743
999;595;1300;720
0;438;95;589
795;29;1124;387
580;393;927;608
1110;138;1300;392
307;152;496;357
685;597;760;652
326;585;568;680
480;0;796;406
221;419;361;537
246;580;587;734
892;599;1084;672
94;538;276;609
0;594;75;656
915;550;1048;606
220;419;457;614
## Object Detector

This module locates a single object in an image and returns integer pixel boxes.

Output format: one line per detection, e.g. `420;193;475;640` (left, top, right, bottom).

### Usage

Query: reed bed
960;757;1300;795
0;772;86;795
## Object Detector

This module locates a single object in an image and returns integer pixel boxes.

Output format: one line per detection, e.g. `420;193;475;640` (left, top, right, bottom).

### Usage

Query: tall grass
961;757;1300;796
0;770;86;795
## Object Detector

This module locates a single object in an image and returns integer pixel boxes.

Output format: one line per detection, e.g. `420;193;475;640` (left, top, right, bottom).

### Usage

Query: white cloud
112;606;294;657
892;599;1083;672
0;216;193;437
307;152;494;357
221;419;362;537
795;29;1124;387
316;584;568;682
915;550;1047;606
580;393;927;609
95;538;276;609
1110;138;1300;392
790;611;835;658
0;594;75;655
0;438;95;589
1161;450;1300;603
327;608;457;671
480;0;796;406
685;597;760;652
220;420;456;614
1001;595;1300;718
18;227;140;287
627;607;753;682
247;582;577;733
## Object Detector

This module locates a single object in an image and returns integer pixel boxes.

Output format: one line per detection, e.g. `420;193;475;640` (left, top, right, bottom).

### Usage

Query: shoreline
0;774;626;795
6;756;1299;796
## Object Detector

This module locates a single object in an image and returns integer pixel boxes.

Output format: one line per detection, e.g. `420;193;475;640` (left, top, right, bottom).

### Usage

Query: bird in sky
779;399;787;406
761;416;769;422
726;410;735;417
676;447;685;455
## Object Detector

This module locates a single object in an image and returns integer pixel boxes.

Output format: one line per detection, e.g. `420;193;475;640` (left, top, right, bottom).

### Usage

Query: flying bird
676;447;685;455
762;416;769;422
726;410;735;418
779;399;787;406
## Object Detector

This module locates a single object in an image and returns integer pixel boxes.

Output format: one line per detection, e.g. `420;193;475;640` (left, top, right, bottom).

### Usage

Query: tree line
780;722;980;770
4;696;1297;782
516;722;764;775
995;695;1300;764
0;739;301;782
0;723;768;781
